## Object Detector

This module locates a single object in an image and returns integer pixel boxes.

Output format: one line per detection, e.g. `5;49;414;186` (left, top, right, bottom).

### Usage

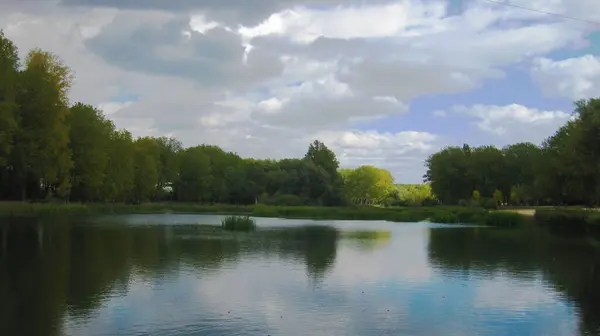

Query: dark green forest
425;98;600;206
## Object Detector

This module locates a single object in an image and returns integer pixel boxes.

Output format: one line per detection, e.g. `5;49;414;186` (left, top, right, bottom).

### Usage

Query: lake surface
1;214;599;336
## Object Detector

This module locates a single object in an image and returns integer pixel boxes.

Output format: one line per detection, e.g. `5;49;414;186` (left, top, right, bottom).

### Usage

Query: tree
68;103;114;202
0;30;19;168
13;49;74;199
131;137;160;203
344;166;394;204
303;140;344;205
304;140;339;176
175;146;211;202
154;136;182;200
102;130;135;202
424;146;472;204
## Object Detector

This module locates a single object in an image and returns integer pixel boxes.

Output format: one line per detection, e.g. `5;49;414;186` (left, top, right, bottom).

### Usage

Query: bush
252;204;280;217
264;194;305;206
221;215;256;231
421;197;439;206
429;210;459;223
485;212;525;227
458;199;469;207
481;198;498;210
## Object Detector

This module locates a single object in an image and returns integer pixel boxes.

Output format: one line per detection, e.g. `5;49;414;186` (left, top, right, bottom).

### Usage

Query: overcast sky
1;0;599;183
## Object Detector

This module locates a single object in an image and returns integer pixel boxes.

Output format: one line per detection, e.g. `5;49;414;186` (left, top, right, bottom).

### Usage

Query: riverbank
0;202;525;225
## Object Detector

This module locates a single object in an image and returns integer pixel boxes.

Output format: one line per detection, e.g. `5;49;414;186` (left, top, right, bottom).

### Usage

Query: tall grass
221;216;256;231
484;212;525;227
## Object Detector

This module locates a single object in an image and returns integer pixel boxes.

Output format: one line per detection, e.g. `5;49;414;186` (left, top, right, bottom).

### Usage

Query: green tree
131;137;160;203
175;146;211;202
154;136;182;200
102;130;135;202
344;166;393;204
424;146;472;204
303;140;344;205
13;49;73;199
68;103;114;202
472;190;481;202
0;30;19;168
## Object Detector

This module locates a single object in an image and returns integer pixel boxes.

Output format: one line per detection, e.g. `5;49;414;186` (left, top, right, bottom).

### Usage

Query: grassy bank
0;202;533;226
0;202;254;217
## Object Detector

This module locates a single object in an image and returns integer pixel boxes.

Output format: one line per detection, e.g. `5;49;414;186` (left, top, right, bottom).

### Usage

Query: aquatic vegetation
221;215;256;231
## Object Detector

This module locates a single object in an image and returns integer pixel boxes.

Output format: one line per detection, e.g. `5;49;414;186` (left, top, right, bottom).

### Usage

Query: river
1;214;599;336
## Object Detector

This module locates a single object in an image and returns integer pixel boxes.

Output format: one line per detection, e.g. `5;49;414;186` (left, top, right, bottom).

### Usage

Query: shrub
251;204;281;217
481;198;498;210
429;210;459;223
421;197;439;206
485;212;525;227
221;215;256;231
439;206;487;224
261;194;305;206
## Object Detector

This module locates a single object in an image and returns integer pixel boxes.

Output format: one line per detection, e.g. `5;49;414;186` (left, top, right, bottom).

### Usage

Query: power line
482;0;600;26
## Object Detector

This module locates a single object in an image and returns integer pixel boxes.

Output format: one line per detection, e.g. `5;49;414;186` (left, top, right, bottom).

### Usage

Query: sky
1;0;599;183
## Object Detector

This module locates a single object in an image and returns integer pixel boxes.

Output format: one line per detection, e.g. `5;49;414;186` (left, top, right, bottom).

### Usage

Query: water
1;215;599;336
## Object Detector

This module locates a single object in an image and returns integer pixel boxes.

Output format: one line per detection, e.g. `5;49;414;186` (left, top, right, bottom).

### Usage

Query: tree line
0;31;411;206
425;98;600;206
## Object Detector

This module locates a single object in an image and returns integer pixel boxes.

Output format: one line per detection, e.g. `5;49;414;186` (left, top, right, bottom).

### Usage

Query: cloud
58;0;395;26
453;103;570;144
531;55;600;100
2;0;599;183
311;130;438;182
432;110;447;117
474;275;562;311
237;1;447;44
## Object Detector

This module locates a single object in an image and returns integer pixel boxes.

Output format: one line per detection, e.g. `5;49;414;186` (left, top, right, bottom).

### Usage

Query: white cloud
432;110;446;117
311;130;438;182
531;54;600;100
327;224;434;285
96;101;135;115
453;103;570;144
188;14;220;34
1;0;598;182
474;275;562;311
238;1;447;44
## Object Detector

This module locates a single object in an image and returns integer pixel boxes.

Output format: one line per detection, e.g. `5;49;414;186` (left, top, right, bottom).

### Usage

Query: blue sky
1;0;599;182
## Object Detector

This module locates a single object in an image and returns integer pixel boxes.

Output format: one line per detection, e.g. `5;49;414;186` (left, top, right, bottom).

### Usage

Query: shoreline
0;202;496;224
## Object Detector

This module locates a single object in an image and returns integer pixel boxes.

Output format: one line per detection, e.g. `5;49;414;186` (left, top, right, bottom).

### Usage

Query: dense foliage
0;32;404;206
425;98;600;206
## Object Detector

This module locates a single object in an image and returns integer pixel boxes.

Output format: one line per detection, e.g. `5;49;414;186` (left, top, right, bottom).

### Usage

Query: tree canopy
425;98;600;206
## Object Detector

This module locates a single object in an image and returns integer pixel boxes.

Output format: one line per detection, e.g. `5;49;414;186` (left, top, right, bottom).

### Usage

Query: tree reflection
341;230;391;252
0;219;341;335
428;227;600;335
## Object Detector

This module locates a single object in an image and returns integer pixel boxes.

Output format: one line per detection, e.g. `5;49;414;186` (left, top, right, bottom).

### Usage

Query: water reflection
429;228;600;336
0;216;598;336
